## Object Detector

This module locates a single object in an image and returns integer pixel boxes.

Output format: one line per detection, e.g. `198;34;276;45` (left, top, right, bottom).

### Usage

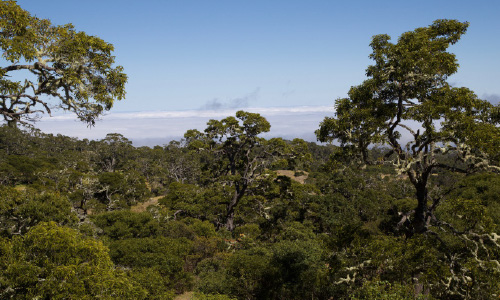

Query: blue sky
14;0;500;145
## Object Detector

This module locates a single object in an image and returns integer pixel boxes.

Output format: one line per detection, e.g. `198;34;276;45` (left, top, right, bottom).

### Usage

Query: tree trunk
412;183;428;234
226;210;235;232
225;185;246;231
7;119;17;128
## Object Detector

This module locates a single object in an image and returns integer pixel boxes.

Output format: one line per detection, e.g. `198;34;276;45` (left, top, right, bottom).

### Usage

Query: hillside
1;125;499;299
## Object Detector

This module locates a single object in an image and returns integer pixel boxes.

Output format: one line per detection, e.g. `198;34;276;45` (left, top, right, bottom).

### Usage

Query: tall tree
0;1;126;126
185;111;294;231
317;19;500;234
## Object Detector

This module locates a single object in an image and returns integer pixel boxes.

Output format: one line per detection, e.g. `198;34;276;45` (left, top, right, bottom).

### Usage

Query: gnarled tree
317;19;500;235
0;1;126;126
185;111;299;231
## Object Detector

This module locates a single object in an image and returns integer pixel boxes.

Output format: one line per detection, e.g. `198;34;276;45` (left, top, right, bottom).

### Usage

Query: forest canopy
1;4;499;299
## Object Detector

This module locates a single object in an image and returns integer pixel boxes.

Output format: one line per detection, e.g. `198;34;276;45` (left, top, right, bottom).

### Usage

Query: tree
185;111;295;231
95;133;134;172
0;1;126;126
0;222;146;299
0;186;76;237
317;19;500;234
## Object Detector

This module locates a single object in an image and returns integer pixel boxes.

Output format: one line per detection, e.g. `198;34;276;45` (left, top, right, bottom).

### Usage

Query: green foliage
0;14;499;299
109;236;191;269
267;239;327;299
91;210;160;239
126;267;177;300
350;280;430;300
192;293;237;300
95;133;134;172
0;186;76;237
188;219;218;238
93;170;150;211
0;222;146;299
91;212;220;295
160;182;218;221
108;237;194;292
234;223;261;239
0;1;127;125
0;109;498;299
196;237;328;300
185;111;307;231
317;19;500;234
444;173;500;230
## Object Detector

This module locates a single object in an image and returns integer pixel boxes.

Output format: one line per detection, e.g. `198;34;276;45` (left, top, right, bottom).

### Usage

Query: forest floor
174;291;193;300
276;170;308;184
130;196;162;213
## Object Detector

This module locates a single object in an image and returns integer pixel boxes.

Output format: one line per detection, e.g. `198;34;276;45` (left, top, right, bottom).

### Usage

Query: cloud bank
36;106;333;147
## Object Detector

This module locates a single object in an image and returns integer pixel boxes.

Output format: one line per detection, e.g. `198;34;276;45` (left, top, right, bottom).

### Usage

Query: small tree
317;19;500;234
0;1;126;126
0;222;146;299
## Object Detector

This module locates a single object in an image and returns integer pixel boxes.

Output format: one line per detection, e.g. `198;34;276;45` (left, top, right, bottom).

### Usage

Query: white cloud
36;106;334;146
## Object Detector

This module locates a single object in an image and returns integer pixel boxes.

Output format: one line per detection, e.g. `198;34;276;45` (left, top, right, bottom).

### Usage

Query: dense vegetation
1;1;500;299
0;124;499;299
